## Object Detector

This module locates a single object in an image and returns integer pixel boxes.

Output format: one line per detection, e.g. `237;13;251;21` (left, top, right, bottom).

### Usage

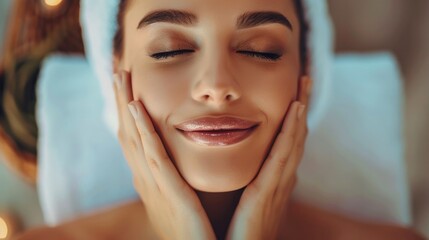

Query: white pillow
36;55;137;225
294;52;411;225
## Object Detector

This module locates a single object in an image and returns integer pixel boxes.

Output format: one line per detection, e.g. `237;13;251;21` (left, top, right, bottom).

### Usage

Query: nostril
202;93;235;103
202;95;210;101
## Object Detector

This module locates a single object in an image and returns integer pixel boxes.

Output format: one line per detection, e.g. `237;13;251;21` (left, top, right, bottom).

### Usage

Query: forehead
125;0;299;29
127;0;296;10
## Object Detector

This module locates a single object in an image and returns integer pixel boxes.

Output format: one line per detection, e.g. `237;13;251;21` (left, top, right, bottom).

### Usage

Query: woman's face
118;0;302;192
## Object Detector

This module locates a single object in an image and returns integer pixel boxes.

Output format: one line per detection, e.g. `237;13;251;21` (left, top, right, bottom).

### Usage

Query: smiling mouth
175;117;259;146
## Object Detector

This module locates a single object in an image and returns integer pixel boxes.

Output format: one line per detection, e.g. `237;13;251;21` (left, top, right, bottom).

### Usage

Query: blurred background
0;0;428;239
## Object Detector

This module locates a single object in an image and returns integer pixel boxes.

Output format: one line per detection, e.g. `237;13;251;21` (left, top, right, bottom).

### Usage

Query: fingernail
128;103;138;119
298;104;306;119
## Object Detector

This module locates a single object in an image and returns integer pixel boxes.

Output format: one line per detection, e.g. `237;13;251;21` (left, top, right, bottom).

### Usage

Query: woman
112;0;310;238
16;0;425;239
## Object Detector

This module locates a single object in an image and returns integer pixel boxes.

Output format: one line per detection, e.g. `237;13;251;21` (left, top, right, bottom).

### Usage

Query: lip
175;117;259;146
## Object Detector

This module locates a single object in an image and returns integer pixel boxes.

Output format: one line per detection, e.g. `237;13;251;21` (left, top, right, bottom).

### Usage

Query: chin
185;170;254;193
158;121;277;193
170;144;269;193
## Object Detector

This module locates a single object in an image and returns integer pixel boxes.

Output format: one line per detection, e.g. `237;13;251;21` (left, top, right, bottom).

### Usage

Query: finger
113;74;125;135
286;76;312;172
278;103;307;194
277;77;310;189
275;174;297;210
113;73;136;168
118;71;135;131
114;72;138;169
114;72;136;146
116;71;156;192
298;76;312;106
250;101;301;195
128;100;193;200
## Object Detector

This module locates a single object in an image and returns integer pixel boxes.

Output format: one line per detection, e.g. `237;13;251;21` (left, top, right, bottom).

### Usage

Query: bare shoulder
14;201;156;240
14;227;73;240
282;200;426;240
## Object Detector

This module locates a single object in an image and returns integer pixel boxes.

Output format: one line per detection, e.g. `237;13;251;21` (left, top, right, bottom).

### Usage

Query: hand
113;71;216;240
226;76;312;240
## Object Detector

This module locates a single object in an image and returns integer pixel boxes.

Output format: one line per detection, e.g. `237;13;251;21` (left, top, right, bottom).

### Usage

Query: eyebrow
137;10;293;31
237;11;293;31
137;10;197;29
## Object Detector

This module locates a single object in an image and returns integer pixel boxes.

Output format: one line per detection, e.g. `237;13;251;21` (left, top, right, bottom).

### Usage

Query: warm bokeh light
0;217;8;239
43;0;63;7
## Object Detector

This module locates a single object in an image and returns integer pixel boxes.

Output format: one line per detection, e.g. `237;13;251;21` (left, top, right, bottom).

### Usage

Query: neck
196;188;244;240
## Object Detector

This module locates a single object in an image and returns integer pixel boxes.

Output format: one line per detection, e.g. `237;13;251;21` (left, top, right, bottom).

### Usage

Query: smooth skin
115;69;310;239
14;200;426;240
119;0;303;193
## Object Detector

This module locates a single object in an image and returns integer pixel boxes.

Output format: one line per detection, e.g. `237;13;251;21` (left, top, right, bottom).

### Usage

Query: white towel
295;53;411;225
37;55;137;224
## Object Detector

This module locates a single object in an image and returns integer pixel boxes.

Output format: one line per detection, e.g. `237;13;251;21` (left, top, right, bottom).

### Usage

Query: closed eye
150;49;195;60
149;49;282;61
236;50;281;61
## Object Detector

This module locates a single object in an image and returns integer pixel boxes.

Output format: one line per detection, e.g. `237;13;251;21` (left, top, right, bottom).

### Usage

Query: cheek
236;61;299;124
257;76;297;118
130;65;190;124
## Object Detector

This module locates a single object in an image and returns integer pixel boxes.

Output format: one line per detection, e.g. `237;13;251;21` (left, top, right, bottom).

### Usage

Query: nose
191;53;242;107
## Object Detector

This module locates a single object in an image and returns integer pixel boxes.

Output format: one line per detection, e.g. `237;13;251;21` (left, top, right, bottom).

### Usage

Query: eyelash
151;49;195;60
150;49;282;61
